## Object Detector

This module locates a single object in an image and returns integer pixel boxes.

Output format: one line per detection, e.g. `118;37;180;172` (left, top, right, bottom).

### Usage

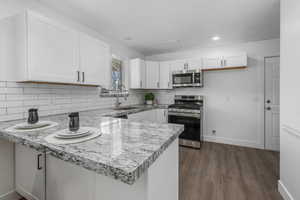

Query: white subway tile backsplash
5;101;23;107
0;108;6;115
0;95;5;101
0;81;143;122
0;82;6;88
0;113;24;121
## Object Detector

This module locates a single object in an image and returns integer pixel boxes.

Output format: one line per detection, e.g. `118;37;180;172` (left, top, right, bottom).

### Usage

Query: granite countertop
0;105;183;185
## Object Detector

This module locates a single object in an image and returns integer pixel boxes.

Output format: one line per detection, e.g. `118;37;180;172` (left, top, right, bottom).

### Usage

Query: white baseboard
203;135;264;149
0;191;20;200
278;180;294;200
16;186;39;200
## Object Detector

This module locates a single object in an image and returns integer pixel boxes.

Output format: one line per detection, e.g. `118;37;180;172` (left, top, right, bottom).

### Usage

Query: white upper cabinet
187;58;202;70
79;33;111;87
202;57;223;69
146;61;160;89
27;12;79;83
130;58;146;89
159;61;172;89
0;10;111;86
170;60;186;72
222;54;247;68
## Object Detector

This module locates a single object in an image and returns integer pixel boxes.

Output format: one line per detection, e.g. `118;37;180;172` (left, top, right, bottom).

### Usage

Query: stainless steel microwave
172;70;203;88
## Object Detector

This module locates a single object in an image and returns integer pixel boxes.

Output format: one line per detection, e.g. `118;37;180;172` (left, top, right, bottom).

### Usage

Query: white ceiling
39;0;280;56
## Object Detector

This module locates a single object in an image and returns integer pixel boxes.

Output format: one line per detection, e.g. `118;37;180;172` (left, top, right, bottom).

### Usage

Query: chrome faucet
114;84;128;108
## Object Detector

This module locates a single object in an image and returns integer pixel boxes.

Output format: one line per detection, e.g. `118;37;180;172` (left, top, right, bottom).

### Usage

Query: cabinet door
170;60;185;73
130;58;146;89
146;61;160;89
159;61;172;89
187;58;202;70
223;54;247;68
15;144;45;200
27;13;78;83
80;33;111;86
46;155;94;200
202;57;222;69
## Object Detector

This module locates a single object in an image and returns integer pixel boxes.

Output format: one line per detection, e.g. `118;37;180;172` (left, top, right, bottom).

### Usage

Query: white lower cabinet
46;140;178;200
15;144;45;200
128;109;168;123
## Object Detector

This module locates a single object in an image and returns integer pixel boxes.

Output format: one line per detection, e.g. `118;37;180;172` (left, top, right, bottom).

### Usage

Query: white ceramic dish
56;128;90;137
15;121;52;130
54;128;92;139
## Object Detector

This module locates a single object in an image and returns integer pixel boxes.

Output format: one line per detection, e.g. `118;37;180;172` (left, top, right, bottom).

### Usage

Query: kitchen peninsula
0;107;183;200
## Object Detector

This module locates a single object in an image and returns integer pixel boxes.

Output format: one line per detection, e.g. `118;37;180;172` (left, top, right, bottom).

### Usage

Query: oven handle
168;112;201;119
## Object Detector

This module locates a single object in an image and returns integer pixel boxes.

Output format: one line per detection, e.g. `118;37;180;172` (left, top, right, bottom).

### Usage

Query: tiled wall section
0;81;144;122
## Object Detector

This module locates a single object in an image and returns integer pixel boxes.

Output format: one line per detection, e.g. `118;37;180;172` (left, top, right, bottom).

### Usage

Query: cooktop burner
168;95;204;110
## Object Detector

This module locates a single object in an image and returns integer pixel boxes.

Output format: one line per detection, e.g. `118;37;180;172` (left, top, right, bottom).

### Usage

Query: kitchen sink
113;106;138;111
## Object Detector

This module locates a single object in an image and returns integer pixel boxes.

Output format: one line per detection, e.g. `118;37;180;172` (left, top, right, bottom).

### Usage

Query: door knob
266;107;271;110
266;100;271;103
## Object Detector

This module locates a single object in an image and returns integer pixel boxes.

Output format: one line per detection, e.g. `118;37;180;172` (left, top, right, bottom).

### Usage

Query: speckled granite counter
0;105;183;185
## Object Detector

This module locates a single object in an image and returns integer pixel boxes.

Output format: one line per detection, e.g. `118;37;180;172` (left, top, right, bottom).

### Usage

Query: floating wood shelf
17;81;100;87
202;66;247;72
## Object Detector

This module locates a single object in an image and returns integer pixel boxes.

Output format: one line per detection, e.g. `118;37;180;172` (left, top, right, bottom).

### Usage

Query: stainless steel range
168;95;203;149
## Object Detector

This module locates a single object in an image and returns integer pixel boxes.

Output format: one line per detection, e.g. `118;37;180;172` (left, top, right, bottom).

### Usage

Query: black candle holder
28;108;39;124
69;112;80;132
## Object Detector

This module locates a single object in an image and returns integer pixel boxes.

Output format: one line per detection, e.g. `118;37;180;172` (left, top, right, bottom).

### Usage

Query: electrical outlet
212;130;216;135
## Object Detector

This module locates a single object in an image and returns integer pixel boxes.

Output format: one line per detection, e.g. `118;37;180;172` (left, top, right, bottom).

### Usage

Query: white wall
147;39;280;149
0;0;144;198
279;0;300;200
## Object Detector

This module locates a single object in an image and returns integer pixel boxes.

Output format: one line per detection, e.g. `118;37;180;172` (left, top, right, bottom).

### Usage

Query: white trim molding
278;180;295;200
203;135;264;149
0;191;20;200
281;124;300;139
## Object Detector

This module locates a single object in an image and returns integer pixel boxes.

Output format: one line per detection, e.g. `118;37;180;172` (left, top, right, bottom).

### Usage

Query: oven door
172;73;194;87
168;113;201;148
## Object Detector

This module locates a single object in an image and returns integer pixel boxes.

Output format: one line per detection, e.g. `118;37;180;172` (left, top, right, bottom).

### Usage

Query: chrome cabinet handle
77;71;80;82
266;100;271;103
140;81;142;88
266;107;271;110
37;154;43;170
157;82;159;88
223;59;226;66
82;72;85;83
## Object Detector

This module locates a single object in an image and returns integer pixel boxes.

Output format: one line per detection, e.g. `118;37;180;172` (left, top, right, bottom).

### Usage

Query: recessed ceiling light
211;36;221;41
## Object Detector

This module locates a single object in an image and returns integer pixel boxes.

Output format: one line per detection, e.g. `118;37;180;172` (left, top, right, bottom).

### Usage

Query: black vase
28;108;39;124
69;112;80;132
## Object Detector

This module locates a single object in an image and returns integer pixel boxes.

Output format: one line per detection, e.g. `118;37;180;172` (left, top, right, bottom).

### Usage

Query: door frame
263;55;280;150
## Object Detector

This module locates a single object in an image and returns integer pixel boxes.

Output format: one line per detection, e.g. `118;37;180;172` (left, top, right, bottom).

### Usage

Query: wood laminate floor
180;142;282;200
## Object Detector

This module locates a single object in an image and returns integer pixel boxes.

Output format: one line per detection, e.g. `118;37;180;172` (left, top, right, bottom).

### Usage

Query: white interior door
265;56;280;151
